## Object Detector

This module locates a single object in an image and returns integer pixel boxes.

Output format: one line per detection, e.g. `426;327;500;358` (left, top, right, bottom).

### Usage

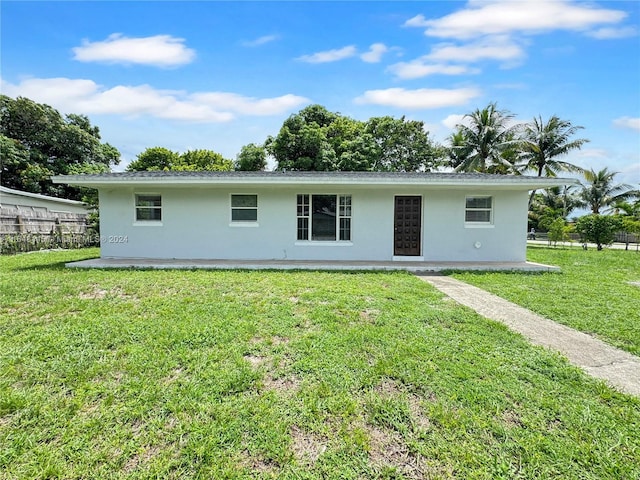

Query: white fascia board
0;185;87;205
51;174;576;191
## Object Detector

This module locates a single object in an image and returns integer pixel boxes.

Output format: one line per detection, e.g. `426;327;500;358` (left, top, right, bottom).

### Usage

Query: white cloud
387;36;523;79
587;26;637;39
407;0;628;39
574;148;609;159
191;92;309;116
1;77;309;123
242;34;279;47
613;117;640;131
387;61;478;80
360;43;389;63
297;45;357;63
442;114;467;129
354;87;481;110
427;37;525;64
72;33;196;67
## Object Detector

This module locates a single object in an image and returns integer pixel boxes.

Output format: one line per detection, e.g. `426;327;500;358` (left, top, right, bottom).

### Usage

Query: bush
0;233;99;255
575;214;622;250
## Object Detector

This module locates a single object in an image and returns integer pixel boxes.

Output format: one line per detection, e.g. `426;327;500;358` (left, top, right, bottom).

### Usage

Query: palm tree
520;115;588;207
453;103;520;173
520;115;588;177
579;168;636;214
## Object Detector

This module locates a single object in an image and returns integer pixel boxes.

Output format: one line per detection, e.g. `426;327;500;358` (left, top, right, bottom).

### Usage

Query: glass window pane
231;195;257;207
136;195;161;207
297;217;308;240
136;208;162;221
232;209;257;221
465;210;491;222
466;197;491;209
340;218;351;241
311;195;336;241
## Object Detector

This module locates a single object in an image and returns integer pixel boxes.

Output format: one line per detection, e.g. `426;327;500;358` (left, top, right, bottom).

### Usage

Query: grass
1;248;639;479
452;245;640;356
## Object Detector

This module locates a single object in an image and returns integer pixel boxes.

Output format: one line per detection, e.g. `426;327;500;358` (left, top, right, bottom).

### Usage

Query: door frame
392;194;424;260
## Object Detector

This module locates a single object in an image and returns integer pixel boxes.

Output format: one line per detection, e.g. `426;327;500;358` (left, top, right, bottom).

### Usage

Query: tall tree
520;115;588;177
235;143;267;171
579;168;636;214
176;149;232;171
365;116;440;172
453;102;519;173
127;147;232;172
520;115;588;207
126;147;180;171
266;104;441;172
0;95;120;199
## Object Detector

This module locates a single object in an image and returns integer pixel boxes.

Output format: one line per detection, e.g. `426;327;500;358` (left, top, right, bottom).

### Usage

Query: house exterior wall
98;185;528;262
0;189;89;215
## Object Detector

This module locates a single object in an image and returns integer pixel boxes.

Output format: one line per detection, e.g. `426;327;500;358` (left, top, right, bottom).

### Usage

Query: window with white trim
297;194;352;241
135;194;162;221
465;196;492;224
231;194;258;222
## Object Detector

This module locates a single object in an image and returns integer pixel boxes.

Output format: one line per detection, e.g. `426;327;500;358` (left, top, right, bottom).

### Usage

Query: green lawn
452;246;640;356
1;249;639;479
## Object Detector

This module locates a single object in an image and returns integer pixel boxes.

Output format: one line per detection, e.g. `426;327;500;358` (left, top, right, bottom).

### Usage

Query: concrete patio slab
417;274;640;398
65;257;560;272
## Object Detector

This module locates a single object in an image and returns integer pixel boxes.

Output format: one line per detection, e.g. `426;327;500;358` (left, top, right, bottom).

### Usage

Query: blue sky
2;0;639;184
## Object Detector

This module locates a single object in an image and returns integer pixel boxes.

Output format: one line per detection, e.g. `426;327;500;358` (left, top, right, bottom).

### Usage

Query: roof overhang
0;185;87;206
51;172;577;191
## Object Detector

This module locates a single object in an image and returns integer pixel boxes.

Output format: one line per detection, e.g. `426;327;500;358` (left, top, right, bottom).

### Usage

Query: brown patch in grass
374;378;403;396
237;450;279;474
360;308;380;322
244;354;266;367
374;379;433;432
123;445;161;473
408;395;431;432
290;425;327;465
263;375;301;394
163;367;184;385
78;284;135;300
365;423;447;480
502;410;523;428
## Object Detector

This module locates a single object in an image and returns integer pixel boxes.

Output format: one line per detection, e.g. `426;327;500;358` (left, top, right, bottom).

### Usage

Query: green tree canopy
575;214;622;250
451;102;520;173
0;95;120;199
126;147;180;172
127;147;232;172
520;115;588;178
266;104;441;172
235;143;267;171
579;168;636;214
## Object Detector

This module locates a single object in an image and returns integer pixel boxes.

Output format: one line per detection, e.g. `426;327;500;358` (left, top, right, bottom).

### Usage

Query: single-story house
52;171;571;266
0;185;90;235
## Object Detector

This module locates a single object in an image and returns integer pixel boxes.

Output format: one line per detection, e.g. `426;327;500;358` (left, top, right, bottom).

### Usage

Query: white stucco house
52;171;571;268
0;185;90;235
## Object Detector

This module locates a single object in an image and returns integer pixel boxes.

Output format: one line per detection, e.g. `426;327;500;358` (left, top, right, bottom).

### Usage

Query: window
297;194;351;241
135;194;162;221
465;196;492;224
231;195;258;222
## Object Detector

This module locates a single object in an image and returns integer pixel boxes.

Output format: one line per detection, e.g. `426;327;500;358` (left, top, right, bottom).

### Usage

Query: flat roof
0;185;87;206
52;171;576;190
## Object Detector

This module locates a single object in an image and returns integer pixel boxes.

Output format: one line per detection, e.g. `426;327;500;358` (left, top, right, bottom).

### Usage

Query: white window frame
230;194;258;227
464;195;494;228
295;194;353;243
134;193;162;225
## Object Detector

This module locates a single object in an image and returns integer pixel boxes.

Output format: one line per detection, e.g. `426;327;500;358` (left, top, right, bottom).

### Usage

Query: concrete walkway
416;274;640;397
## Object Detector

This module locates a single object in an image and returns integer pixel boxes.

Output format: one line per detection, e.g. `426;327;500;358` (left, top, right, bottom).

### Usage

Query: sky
1;0;639;185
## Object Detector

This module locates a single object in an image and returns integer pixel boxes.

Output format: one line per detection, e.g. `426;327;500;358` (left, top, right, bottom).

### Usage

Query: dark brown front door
394;196;422;256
